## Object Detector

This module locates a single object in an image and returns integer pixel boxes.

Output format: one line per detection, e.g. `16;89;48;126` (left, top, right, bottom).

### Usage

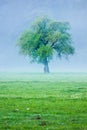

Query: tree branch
51;38;59;47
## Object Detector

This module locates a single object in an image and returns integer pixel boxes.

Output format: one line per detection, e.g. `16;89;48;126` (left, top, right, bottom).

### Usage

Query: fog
0;0;87;72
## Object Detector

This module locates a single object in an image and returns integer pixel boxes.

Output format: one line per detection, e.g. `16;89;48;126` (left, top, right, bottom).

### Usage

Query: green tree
17;17;75;73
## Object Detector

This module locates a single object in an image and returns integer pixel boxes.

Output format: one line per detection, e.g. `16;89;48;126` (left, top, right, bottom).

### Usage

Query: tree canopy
17;17;75;73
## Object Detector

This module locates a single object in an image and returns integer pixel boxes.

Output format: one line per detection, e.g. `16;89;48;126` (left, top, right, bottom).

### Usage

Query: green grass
0;73;87;130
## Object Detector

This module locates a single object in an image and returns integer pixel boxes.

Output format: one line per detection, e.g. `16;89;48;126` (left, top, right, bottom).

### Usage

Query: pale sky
0;0;87;72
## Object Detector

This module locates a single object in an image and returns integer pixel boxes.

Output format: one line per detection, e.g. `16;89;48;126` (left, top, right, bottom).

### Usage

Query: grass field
0;73;87;130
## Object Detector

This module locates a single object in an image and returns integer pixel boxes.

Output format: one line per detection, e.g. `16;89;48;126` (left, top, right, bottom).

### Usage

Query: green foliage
17;17;75;65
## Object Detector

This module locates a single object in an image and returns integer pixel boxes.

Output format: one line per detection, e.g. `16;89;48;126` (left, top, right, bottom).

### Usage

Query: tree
17;17;75;73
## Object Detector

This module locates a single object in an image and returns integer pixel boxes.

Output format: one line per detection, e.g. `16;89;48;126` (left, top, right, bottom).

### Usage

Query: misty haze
0;0;87;130
0;0;87;72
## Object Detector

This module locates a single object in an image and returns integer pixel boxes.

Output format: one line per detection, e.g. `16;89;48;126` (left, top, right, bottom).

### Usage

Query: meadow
0;72;87;130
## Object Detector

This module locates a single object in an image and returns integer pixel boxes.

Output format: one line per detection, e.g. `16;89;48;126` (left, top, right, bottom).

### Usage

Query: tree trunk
44;59;49;73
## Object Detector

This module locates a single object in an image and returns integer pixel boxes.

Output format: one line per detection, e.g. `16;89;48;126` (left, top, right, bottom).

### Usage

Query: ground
0;73;87;130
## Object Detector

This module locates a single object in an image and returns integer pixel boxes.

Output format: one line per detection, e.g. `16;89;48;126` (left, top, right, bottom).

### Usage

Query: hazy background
0;0;87;72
